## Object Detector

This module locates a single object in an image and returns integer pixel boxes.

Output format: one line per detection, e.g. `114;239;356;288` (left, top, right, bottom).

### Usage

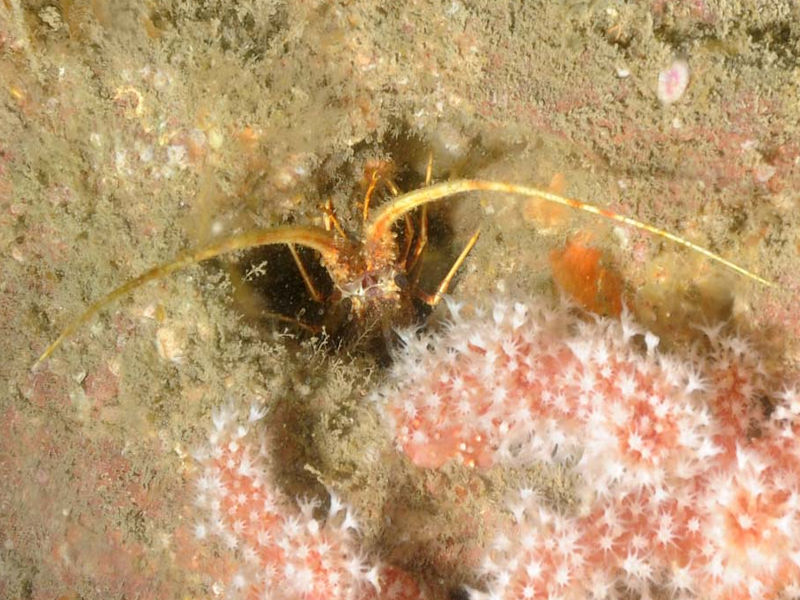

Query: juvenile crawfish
33;165;773;369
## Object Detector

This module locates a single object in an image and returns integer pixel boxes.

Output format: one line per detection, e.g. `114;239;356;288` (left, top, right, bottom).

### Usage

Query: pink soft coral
191;406;428;600
373;298;800;599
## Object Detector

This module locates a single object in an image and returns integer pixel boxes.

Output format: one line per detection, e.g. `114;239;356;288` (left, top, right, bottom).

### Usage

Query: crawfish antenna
33;226;340;369
367;179;774;288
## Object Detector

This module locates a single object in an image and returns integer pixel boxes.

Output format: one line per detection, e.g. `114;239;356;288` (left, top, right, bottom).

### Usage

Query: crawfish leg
417;228;481;307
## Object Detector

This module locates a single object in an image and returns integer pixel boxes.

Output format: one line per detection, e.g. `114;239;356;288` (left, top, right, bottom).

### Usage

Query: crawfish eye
394;272;409;290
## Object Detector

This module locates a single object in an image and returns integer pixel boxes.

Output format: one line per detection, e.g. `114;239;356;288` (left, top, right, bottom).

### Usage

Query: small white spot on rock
155;326;185;363
754;163;777;183
167;144;188;169
657;59;690;105
207;127;224;150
